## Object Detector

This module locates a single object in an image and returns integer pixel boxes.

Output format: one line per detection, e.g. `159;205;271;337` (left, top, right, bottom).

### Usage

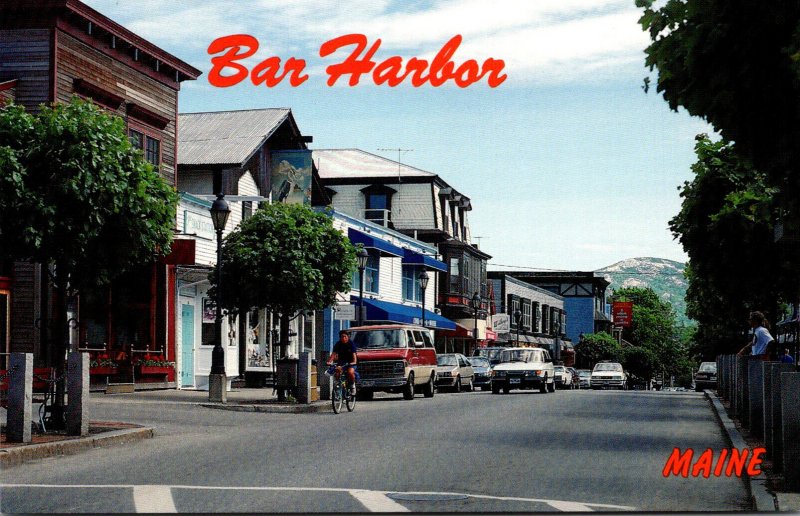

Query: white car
553;365;574;389
435;353;475;392
490;347;555;394
590;361;627;390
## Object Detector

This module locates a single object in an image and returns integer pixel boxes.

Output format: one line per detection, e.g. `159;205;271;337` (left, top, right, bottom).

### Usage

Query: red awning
160;239;196;265
485;329;497;341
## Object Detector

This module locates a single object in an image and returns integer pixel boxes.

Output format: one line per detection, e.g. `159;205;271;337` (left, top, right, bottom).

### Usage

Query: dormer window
361;184;396;227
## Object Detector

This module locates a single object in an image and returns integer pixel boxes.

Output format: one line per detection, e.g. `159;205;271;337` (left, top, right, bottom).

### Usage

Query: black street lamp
418;270;430;327
471;292;481;351
514;308;522;346
356;248;369;326
209;193;230;400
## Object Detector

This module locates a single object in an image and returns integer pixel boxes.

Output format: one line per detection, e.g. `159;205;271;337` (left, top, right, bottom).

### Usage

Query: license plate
510;378;521;384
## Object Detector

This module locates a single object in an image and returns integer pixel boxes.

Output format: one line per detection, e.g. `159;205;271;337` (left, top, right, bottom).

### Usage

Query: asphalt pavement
2;387;753;512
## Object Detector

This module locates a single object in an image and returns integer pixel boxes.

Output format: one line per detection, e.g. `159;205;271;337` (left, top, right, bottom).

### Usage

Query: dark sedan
467;356;492;390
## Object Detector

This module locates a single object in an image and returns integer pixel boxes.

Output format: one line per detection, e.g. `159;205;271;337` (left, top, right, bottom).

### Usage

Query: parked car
576;369;592;389
349;324;437;401
566;367;580;389
590;361;627;390
694;362;717;392
473;346;508;367
467;356;492;391
490;347;555;394
553;365;574;389
435;353;475;392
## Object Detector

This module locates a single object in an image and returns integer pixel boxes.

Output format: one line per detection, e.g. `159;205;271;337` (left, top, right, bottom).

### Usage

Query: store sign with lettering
184;210;214;240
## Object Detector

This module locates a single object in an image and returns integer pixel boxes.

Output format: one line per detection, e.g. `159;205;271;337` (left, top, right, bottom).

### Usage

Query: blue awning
351;296;456;330
348;228;404;257
402;249;447;272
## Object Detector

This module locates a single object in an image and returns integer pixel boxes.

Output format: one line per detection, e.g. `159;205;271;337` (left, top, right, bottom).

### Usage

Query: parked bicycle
327;363;356;413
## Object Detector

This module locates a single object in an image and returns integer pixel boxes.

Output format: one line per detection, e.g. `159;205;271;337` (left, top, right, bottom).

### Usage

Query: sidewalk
706;390;798;512
1;387;327;468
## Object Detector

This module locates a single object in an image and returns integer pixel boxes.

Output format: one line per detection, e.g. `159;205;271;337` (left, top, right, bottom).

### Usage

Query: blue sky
86;0;712;271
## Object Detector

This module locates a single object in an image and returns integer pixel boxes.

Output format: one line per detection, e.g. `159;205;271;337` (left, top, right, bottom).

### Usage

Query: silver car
435;353;475;392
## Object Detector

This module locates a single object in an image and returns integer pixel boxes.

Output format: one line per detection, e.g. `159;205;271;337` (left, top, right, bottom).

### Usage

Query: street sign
613;301;633;327
492;314;510;332
334;304;356;320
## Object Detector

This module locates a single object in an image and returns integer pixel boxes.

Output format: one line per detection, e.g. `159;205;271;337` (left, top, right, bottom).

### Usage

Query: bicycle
327;363;356;413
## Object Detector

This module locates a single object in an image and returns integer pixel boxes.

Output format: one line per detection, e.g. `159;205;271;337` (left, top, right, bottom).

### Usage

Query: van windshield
350;329;406;349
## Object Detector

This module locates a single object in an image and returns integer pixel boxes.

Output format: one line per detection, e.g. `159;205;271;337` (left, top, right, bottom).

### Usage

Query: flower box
137;365;172;375
90;366;119;376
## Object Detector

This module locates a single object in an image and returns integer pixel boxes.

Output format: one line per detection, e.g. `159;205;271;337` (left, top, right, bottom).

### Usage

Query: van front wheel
403;373;415;400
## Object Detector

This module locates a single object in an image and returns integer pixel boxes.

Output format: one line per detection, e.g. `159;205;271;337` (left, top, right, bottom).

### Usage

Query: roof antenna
377;148;413;185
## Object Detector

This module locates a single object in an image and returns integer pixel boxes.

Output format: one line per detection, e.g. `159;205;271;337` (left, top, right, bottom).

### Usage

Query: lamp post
209;193;230;402
356;248;369;327
418;270;429;327
471;292;481;353
514;308;522;346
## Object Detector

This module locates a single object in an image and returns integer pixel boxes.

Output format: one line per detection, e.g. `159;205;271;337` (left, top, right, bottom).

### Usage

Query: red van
348;324;437;401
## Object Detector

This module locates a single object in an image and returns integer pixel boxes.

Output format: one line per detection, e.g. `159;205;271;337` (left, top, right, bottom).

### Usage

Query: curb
200;402;328;413
705;390;778;511
0;426;154;469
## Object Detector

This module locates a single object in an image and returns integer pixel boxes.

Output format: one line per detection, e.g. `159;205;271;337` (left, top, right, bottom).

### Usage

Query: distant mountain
596;257;692;326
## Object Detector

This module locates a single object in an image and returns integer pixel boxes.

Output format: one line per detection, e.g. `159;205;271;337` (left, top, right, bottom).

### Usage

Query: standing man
329;330;358;395
737;311;775;360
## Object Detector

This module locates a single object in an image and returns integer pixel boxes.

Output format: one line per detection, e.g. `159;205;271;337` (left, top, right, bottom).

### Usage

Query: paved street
2;388;749;513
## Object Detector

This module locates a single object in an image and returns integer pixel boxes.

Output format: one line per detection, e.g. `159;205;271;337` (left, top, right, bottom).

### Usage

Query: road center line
133;485;177;513
548;500;594;512
350;489;410;512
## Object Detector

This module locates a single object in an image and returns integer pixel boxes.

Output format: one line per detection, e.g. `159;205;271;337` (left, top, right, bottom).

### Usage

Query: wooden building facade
0;0;200;386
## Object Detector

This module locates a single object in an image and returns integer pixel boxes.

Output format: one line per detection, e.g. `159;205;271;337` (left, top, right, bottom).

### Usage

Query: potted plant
90;358;119;376
135;356;175;375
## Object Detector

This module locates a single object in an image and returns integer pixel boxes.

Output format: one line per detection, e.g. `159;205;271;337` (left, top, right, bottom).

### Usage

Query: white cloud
83;0;650;86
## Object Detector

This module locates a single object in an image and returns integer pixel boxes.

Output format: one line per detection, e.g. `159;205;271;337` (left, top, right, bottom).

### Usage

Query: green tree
574;332;621;369
0;98;178;418
636;0;800;216
611;286;687;379
210;203;357;358
668;135;800;358
620;345;658;386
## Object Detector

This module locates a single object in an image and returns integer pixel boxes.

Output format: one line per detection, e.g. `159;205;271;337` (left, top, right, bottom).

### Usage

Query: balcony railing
364;208;391;227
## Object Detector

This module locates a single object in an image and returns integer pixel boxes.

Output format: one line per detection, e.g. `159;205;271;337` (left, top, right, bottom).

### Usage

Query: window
145;136;160;166
448;256;461;293
129;129;143;150
352;250;379;294
542;304;550;335
242;201;253;220
402;265;423;302
508;294;521;329
129;129;160;167
361;185;395;226
522;299;531;331
532;302;541;333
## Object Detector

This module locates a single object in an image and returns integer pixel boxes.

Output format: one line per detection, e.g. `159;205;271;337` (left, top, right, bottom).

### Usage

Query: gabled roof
178;108;292;167
313;149;437;180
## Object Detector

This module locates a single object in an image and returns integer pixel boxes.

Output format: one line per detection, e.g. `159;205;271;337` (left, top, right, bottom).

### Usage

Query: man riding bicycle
329;330;357;395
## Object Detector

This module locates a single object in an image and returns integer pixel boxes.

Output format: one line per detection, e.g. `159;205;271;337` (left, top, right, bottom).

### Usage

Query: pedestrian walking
737;311;776;360
779;348;795;364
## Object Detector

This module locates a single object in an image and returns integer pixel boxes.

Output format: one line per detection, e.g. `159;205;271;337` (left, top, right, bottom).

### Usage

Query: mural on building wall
271;150;312;205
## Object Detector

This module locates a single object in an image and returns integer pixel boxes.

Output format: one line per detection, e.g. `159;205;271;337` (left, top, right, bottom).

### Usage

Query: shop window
201;297;216;346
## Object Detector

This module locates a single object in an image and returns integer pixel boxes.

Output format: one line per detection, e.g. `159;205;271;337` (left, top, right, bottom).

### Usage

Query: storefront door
181;303;195;387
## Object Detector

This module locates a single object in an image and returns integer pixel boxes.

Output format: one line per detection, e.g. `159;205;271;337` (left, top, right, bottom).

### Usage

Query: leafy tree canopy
211;203;357;316
574;332;621;369
668;135;800;357
0;98;178;290
637;0;800;213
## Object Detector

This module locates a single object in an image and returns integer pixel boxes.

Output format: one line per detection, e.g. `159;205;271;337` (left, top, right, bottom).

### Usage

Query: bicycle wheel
346;384;356;412
332;380;343;414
